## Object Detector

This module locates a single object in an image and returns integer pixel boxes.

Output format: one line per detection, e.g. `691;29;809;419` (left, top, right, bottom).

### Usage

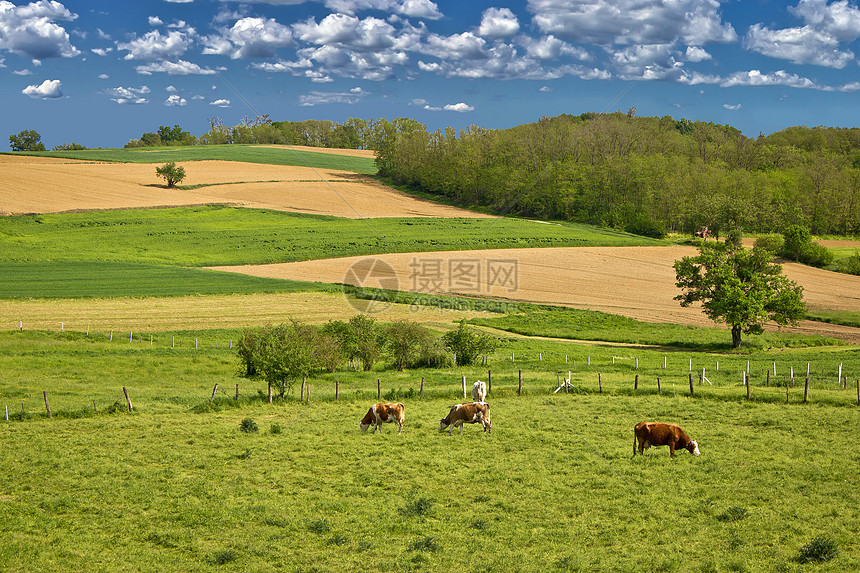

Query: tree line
237;317;496;398
375;112;860;237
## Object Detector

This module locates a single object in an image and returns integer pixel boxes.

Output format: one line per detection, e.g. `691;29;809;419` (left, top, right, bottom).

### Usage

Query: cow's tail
632;429;637;457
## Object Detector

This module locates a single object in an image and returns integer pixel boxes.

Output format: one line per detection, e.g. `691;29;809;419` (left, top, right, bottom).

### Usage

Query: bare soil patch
210;246;860;344
0;156;487;218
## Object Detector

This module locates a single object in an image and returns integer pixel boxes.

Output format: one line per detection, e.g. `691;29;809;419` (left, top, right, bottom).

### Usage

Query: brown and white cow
633;421;700;457
471;380;487;403
359;403;405;434
439;402;491;435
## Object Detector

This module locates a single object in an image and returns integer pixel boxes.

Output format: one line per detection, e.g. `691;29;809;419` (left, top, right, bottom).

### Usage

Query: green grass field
0;205;661;268
0;330;858;572
4;145;378;174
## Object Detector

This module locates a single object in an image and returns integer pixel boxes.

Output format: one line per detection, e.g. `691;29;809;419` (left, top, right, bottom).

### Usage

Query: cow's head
439;419;451;432
687;440;700;456
359;422;371;432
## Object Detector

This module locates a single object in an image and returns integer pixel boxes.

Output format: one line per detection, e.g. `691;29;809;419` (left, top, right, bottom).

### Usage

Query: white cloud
91;47;112;56
104;85;150;104
294;14;398;52
298;89;369;106
790;0;860;42
210;98;231;107
744;24;854;68
323;0;443;19
13;68;31;74
117;29;191;60
720;69;821;90
135;59;217;75
443;102;473;112
0;0;81;59
539;85;552;92
165;94;187;106
148;16;163;27
685;46;711;62
98;73;109;79
478;7;519;39
723;103;742;110
520;34;590;61
528;0;737;46
202;16;293;59
21;78;62;98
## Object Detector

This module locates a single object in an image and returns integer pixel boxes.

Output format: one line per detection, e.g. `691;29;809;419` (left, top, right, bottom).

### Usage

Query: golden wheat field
0;154;489;218
2;150;859;342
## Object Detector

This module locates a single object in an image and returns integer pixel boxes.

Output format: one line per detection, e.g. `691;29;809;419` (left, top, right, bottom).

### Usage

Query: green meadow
2;144;858;571
5;144;378;174
1;331;859;572
0;206;660;266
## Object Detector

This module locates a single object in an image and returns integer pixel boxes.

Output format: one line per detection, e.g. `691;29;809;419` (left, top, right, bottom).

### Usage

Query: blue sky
4;0;860;148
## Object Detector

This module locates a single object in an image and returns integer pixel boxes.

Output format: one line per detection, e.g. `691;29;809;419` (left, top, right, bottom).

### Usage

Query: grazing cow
472;380;487;403
439;402;491;436
359;403;405;434
633;421;700;457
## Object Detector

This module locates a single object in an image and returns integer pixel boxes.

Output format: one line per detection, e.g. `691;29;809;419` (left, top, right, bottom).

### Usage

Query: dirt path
0;156;488;218
209;246;860;344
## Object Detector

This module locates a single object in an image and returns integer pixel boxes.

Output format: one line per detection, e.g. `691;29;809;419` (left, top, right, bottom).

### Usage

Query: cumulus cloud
104;85;150;104
0;0;81;59
148;16;163;26
720;69;821;90
323;0;443;19
443;102;473;112
165;94;187;106
478;7;519;38
117;29;191;60
685;46;712;62
745;24;854;68
529;0;737;46
135;59;217;75
790;0;860;42
22;78;62;98
294;14;398;52
202;16;293;59
210;98;231;106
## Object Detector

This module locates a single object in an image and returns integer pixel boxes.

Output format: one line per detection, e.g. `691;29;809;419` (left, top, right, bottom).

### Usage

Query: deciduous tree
674;242;805;348
155;162;186;188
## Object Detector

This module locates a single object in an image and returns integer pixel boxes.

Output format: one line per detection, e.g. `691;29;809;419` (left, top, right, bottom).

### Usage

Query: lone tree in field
674;241;805;348
9;129;46;151
155;161;186;188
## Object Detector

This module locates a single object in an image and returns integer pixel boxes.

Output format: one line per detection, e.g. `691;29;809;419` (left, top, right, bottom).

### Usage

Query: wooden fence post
766;370;770;386
657;378;661;395
210;384;218;402
336;380;339;401
598;373;602;393
634;374;638;391
268;382;273;404
488;369;492;395
803;377;809;403
306;383;310;403
301;378;305;401
43;391;51;419
786;381;790;404
518;370;523;395
420;377;424;399
689;373;694;396
745;372;750;400
235;384;239;400
462;376;467;399
123;387;133;412
377;378;381;400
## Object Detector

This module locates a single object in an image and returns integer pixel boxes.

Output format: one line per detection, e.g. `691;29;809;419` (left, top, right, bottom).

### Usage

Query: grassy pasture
0;205;661;268
4;145;378;174
1;331;859;572
0;262;333;299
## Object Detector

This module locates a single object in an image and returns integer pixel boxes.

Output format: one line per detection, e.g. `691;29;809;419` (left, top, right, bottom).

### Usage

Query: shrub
269;422;282;434
798;242;834;267
239;418;258;433
442;320;497;366
780;225;810;261
835;251;860;275
725;228;743;249
754;234;784;254
797;536;839;563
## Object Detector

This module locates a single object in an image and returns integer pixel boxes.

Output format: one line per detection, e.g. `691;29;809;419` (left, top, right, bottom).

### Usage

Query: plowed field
210;245;860;343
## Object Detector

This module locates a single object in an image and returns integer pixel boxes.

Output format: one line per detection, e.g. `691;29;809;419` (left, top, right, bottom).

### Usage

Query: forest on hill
375;113;860;238
120;112;860;238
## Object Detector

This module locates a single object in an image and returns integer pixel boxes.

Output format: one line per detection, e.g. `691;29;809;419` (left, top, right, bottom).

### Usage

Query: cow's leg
397;421;403;434
669;442;675;457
